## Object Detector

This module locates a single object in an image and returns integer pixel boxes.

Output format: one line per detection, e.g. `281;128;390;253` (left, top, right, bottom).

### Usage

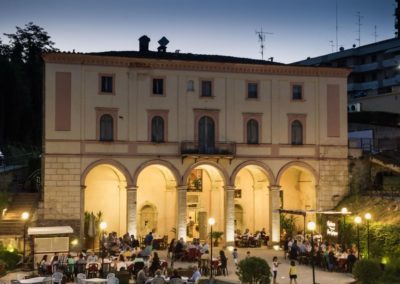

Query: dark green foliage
381;259;400;284
353;259;382;284
236;256;271;284
0;22;58;146
280;213;297;237
0;259;6;276
0;249;21;270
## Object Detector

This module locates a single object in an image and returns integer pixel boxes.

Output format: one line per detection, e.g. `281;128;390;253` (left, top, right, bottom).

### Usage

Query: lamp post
354;216;362;260
341;207;348;249
365;213;371;259
307;221;317;284
208;217;215;280
21;212;30;263
99;221;107;258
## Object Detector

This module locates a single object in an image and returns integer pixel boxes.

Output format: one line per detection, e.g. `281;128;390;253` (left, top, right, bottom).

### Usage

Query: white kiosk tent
28;226;74;268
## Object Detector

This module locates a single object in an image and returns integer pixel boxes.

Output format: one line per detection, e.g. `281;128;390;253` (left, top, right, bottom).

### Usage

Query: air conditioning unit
348;103;361;112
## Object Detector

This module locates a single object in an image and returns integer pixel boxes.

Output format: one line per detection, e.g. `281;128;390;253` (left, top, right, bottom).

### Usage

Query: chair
87;263;99;278
65;263;75;282
101;262;111;277
42;277;53;284
199;259;210;276
52;271;64;284
169;279;183;284
77;273;86;284
76;262;86;275
107;273;116;279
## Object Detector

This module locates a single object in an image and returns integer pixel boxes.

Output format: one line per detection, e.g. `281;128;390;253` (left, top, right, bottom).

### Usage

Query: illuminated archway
83;163;128;236
277;162;318;232
183;162;227;241
232;162;272;236
136;163;178;238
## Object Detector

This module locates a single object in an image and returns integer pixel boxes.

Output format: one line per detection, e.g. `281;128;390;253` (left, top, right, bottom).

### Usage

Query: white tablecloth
19;277;46;284
81;278;108;284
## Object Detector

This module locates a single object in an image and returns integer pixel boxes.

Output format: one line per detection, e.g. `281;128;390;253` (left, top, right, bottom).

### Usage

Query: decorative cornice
42;53;351;78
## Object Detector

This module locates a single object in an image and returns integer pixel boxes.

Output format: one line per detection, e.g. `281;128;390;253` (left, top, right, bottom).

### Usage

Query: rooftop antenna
335;0;339;51
255;27;273;60
329;40;335;53
356;11;363;46
373;25;378;42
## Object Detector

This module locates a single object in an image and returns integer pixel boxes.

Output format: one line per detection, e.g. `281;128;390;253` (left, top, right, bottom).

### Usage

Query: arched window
151;116;164;143
247;119;259;144
198;116;215;153
291;120;303;145
100;114;113;141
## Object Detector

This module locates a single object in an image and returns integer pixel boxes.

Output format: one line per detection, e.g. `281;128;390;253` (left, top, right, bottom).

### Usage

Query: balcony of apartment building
352;62;379;73
348;80;379;92
383;74;400;87
382;55;400;68
180;141;236;160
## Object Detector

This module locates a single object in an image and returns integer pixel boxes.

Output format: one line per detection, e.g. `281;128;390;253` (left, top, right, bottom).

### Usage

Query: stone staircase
0;193;39;236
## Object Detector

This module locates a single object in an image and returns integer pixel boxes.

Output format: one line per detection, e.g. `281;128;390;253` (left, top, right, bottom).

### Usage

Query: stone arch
81;159;133;187
276;161;319;186
230;160;275;186
182;160;229;187
132;159;181;186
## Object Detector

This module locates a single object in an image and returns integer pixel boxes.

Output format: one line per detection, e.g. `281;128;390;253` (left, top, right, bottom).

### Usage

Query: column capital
269;185;281;191
126;186;138;192
177;185;188;192
224;185;236;191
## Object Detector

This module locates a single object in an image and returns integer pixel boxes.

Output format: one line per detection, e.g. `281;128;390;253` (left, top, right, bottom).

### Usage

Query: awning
27;226;74;235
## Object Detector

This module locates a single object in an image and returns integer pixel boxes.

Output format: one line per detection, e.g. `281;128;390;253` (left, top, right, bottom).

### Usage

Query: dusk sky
0;0;396;63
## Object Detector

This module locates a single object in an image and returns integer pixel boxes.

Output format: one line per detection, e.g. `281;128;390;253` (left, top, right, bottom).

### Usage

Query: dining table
81;278;108;284
19;277;46;284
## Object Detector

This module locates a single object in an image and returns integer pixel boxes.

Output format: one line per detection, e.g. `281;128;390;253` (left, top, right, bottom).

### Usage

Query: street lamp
208;217;215;279
354;216;362;260
307;221;317;284
341;207;348;248
21;212;30;263
99;221;107;258
365;213;371;259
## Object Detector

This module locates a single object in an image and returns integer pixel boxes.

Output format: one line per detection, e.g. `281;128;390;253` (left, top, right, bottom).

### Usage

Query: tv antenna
255;27;273;60
329;40;335;53
356;11;363;46
373;25;378;42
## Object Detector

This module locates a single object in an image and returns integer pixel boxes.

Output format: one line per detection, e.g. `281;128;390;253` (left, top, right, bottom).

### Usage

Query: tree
236;257;271;284
0;22;58;147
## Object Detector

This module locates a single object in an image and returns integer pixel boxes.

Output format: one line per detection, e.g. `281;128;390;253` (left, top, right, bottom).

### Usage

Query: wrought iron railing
180;141;236;156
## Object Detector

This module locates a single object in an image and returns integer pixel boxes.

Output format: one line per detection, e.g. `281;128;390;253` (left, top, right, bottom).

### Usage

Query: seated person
188;265;201;283
151;269;165;284
87;251;98;263
116;254;127;272
149;252;161;276
136;266;148;284
169;269;182;280
116;267;130;284
39;255;50;275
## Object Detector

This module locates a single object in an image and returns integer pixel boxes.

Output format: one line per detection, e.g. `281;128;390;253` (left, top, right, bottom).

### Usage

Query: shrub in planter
380;259;400;284
352;259;382;284
236;256;271;284
0;259;6;276
0;250;21;270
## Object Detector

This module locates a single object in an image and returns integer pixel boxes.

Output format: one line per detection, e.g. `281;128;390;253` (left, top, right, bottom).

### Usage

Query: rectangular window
292;84;303;100
247;82;258;99
101;76;113;93
153;78;164;95
201;80;212;97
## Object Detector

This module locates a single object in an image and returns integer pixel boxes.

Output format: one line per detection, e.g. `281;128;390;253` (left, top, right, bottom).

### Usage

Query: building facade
41;42;350;245
294;37;400;114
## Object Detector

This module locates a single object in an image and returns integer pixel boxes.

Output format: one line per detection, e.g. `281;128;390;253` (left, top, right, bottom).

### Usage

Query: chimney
139;35;150;52
157;36;169;53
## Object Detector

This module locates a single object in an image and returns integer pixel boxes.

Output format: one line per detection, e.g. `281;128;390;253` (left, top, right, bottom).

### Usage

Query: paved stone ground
0;246;355;284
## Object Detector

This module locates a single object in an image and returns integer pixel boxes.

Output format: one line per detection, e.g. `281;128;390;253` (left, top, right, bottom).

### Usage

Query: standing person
272;256;281;284
289;260;298;284
232;248;238;267
245;251;251;258
136;266;148;284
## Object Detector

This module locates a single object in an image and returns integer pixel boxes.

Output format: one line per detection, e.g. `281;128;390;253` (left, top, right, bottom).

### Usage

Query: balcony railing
181;141;236;156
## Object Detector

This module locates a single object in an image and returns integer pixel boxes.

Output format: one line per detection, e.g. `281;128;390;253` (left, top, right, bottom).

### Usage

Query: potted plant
210;231;224;246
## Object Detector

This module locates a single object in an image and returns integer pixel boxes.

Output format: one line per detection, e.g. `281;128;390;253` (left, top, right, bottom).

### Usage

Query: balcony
180;141;236;159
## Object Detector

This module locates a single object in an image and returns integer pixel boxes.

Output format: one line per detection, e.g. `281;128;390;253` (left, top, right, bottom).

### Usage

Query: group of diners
283;235;359;273
168;237;228;277
234;228;270;248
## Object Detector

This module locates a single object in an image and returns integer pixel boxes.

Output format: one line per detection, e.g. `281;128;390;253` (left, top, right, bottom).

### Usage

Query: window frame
200;79;213;98
151;116;165;143
98;74;115;95
291;83;304;101
246;81;259;99
147;110;169;142
242;113;262;144
287;113;307;145
152;77;165;96
95;107;118;141
246;119;259;144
